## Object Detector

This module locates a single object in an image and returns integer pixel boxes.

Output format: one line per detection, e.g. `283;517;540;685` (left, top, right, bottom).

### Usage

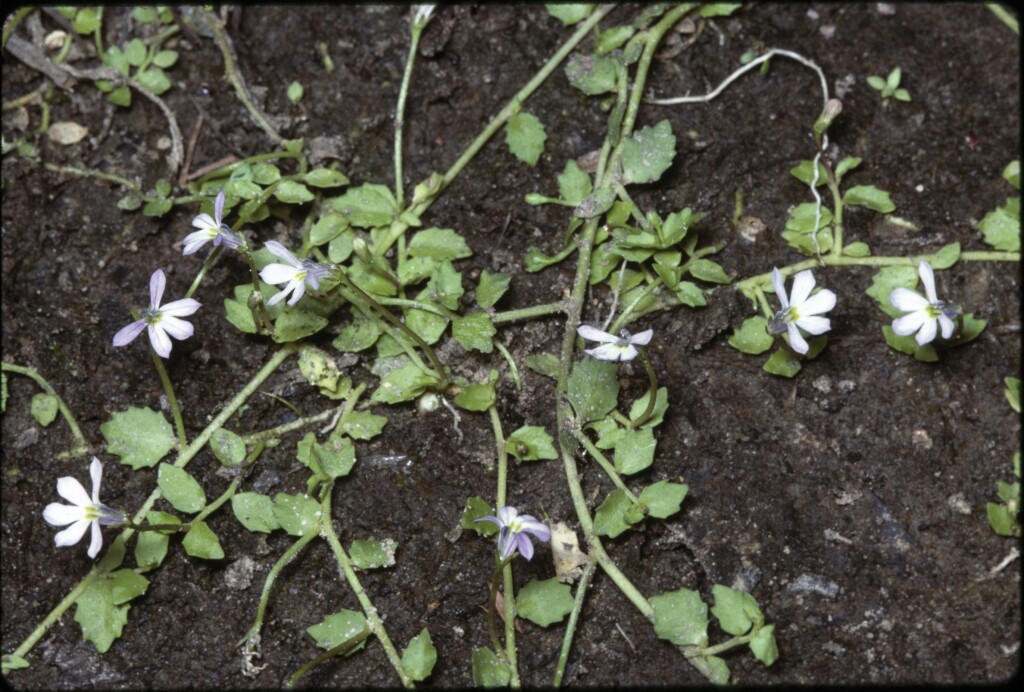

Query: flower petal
148;324;173;358
787;324;809;355
789;270;816;307
56;475;91;507
515;532;535;561
89;458;103;504
87;522;103;559
629;329;654;346
915;316;938;345
160;298;202;317
214;190;226;224
771;267;788;307
585;343;637;362
182;230;213;255
149;269;167;309
889;288;929;312
496;506;518;524
577;325;618;343
286;280;306;306
260;263;302;285
264;288;289;306
917;261;938;304
43;502;84;526
191;213;217;231
938;314;956;340
518;516;550;543
800;289;836;317
158;315;195;341
112;319;147;348
891;311;928;336
264;240;301;268
796;315;831;336
53;519;90;548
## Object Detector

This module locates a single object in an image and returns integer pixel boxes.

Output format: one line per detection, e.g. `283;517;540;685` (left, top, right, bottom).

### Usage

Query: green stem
572;431;639;503
1;361;89;457
240;405;341;444
502;559;520;687
490;406;508;507
287;626;372;687
1;7;34;51
320;486;414;688
629;348;658;429
147;341;187;449
372;4;616;257
395;19;426;207
492;301;566;324
552;559;597;687
185;245;224;299
987;2;1020;33
494;341;521;390
237;529;319;649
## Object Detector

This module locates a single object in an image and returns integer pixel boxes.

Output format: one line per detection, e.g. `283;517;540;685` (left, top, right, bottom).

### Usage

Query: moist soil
2;4;1020;688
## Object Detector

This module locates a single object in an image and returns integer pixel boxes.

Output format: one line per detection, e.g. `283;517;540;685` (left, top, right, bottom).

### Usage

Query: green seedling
866;66;911;103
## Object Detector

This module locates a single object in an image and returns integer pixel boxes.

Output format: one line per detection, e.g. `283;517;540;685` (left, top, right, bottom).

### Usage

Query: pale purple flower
889;261;961;346
577;325;653;362
42;457;126;559
112;269;202;358
182;190;243;255
259;240;332;307
768;267;837;355
475;506;550;561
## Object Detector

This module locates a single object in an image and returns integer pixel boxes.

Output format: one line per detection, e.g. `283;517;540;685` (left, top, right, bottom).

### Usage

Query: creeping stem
1;362;89;458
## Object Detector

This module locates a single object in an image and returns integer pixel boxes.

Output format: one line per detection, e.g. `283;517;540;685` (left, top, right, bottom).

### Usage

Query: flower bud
813;98;843;143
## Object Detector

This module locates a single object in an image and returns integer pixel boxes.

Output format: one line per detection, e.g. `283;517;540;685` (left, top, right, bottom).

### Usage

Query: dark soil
2;4;1020;687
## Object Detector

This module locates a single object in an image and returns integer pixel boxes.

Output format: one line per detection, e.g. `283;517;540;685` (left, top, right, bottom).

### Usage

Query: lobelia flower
576;325;653;362
42;457;126;559
182;190;243;255
889;260;962;346
112;269;202;358
475;506;550;561
258;240;333;306
768;267;837;355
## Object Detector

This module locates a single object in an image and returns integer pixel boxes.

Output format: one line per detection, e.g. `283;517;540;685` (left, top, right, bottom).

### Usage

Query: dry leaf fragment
48;121;89;145
551;521;589;583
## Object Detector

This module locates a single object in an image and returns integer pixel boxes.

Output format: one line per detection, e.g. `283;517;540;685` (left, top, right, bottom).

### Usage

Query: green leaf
789;160;829;187
401;629;437;682
595;24;635;54
650;588;709;647
157;463;206;514
101;407;176;469
783;203;834;255
297;432;357;480
843;185;895;213
699;3;742;17
987;502;1015;536
330;183;397;228
142;198;173;217
210;428;246;466
273;492;322;536
183;521;224;560
931;242;961;269
136;68;171;95
545;4;594;25
1005;377;1021;414
762;348;803;377
371;362;438;404
124;38;147;66
476;271;511;308
627;386;668;427
505;425;558;461
153;50;179;69
273;180;314;204
866;75;887;91
287;81;304;104
134;511;178;571
516;578;574;627
574;187;617;219
1003;160;1020;189
107;86;132;107
750;624;780;666
524;242;576;272
2;654;30;670
307;610;368;650
524;353;560;379
564;52;620;96
74;569;149;653
305;168;350;188
688;258;730;284
350;537;398;569
452;312;496;353
117;191;142;210
834;156;863;181
639;480;688;519
621;120;676;185
674;281;707;307
333;314;380;352
593;489;633;538
472;647;511;687
567;357;619;424
710;585;760;635
231;492;280;533
505;111;547;167
614;428;657;475
728;316;773;355
309;214;349;247
407;227;471;260
881;325;938;362
461;496;497;534
843;241;871;257
272;310;329;342
71;8;101;34
224;178;263;200
30;393;59;426
979;201;1020;252
341;410;389;440
424;261;464;311
556;160;593;206
455;380;496;412
865;265;919;317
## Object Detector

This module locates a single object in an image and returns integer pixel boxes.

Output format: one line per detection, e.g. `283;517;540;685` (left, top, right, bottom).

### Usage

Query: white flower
42;458;125;559
412;4;437;29
112;269;202;358
182;190;243;255
768;267;837;355
576;325;653;362
474;506;550;561
258;241;332;307
889;261;961;346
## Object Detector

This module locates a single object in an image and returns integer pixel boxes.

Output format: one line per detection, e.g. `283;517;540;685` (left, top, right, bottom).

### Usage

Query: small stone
787;573;840;599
